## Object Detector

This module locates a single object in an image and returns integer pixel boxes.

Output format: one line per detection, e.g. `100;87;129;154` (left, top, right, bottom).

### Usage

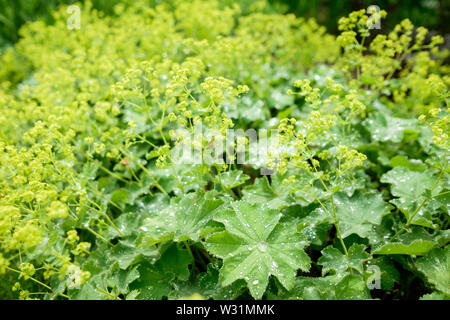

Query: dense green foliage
280;0;449;35
0;0;120;45
0;0;448;300
1;0;448;46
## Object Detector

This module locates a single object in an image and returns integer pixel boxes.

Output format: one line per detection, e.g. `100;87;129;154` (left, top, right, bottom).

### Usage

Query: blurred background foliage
278;0;449;35
0;0;119;46
0;0;449;47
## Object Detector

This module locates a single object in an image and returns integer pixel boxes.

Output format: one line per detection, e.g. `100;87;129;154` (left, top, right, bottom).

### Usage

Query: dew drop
257;241;268;252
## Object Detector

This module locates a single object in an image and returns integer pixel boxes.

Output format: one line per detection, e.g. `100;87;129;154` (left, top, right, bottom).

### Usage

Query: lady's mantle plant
0;0;448;300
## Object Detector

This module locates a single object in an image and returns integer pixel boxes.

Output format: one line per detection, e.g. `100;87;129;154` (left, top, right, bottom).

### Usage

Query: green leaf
278;276;340;300
380;167;436;204
154;244;193;281
129;262;174;299
242;176;289;209
214;170;249;190
416;246;450;295
205;201;311;299
108;267;140;294
242;171;318;209
364;113;418;143
110;188;130;206
150;165;207;195
69;281;105;300
329;169;371;198
196;265;247;300
373;240;436;256
372;228;436;256
389;156;426;171
167;264;247;300
81;161;100;181
279;273;370;300
381;167;439;227
126;244;193;299
125;290;140;300
333;191;391;238
166;264;247;300
334;274;371;300
103;211;146;240
366;257;400;291
110;240;159;269
420;292;449;300
318;244;370;278
296;205;333;247
140;192;223;244
381;167;436;201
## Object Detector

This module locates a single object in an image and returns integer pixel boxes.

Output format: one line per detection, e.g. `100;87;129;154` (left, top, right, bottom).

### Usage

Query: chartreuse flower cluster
0;0;448;300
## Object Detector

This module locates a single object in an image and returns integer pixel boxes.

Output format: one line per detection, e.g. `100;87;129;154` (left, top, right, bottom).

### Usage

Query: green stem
84;197;123;236
99;165;130;184
305;147;349;256
330;193;349;256
85;226;113;245
432;190;450;198
136;162;168;196
6;267;52;291
56;292;70;299
97;287;121;300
